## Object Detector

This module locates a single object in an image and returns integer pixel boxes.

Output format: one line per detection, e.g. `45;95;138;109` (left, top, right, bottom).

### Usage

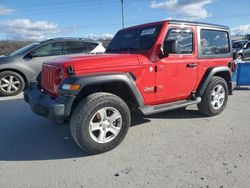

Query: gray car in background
0;38;106;96
233;40;250;61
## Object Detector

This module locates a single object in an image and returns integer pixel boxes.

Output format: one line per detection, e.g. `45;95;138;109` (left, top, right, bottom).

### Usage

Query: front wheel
198;76;228;116
0;71;25;96
70;92;131;154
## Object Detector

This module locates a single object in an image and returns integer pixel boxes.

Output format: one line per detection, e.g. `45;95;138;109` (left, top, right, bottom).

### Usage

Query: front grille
41;64;60;96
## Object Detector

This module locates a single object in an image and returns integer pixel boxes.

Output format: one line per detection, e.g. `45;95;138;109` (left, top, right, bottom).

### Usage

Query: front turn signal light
70;84;81;91
62;84;80;91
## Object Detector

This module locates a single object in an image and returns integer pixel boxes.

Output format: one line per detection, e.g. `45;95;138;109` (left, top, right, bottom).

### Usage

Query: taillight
231;61;237;72
228;61;237;72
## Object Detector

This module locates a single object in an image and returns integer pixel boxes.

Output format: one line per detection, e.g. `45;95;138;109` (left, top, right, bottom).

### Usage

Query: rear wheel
0;71;25;96
70;92;131;154
198;76;228;116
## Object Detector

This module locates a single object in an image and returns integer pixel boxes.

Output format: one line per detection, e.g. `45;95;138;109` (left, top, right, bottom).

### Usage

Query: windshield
106;24;162;53
9;42;41;56
232;41;247;48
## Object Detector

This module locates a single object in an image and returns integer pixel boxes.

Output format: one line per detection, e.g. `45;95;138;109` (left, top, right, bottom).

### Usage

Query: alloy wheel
210;84;225;110
0;75;20;94
89;107;122;143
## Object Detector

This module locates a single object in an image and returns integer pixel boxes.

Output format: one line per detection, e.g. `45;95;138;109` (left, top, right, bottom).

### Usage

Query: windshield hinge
155;65;164;72
67;65;75;75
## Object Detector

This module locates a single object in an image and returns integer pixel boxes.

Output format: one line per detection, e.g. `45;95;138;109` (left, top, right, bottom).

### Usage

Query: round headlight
54;69;63;85
59;69;63;79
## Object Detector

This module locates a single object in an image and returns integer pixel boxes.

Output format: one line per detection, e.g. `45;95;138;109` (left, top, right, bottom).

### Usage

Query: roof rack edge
167;20;229;29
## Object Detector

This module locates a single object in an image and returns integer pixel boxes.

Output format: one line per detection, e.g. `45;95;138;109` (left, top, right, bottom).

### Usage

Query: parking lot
0;88;250;188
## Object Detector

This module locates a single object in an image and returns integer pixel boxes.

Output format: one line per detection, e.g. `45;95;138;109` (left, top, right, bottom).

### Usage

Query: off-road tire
198;76;228;116
0;71;25;96
70;92;131;154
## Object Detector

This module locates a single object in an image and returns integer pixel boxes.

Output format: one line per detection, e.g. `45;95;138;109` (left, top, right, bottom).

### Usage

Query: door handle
186;63;197;68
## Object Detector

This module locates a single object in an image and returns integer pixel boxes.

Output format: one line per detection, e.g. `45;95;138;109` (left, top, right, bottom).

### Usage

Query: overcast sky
0;0;249;40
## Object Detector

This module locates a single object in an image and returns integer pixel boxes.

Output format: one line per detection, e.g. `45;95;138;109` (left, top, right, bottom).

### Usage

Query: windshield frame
106;23;163;53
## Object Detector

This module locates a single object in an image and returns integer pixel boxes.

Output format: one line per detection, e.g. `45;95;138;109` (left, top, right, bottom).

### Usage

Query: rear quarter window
88;42;98;51
199;29;230;57
232;41;247;48
64;42;88;54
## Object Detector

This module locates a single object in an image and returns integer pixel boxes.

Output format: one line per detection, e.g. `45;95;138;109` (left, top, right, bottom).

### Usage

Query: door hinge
155;66;158;72
155;65;164;72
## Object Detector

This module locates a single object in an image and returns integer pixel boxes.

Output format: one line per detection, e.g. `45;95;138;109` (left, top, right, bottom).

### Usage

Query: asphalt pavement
0;88;250;188
0;92;23;102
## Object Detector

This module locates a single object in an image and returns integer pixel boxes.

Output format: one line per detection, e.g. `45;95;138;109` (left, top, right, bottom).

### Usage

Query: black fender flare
197;66;232;96
58;73;144;107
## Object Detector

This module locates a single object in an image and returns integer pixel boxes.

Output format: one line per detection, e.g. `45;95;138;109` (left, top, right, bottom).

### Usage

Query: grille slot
41;64;60;96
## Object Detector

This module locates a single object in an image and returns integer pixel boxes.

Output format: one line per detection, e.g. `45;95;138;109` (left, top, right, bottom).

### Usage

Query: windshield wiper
106;48;119;52
106;47;136;53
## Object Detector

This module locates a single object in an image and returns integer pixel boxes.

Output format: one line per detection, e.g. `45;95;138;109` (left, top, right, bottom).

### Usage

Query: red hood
45;53;141;74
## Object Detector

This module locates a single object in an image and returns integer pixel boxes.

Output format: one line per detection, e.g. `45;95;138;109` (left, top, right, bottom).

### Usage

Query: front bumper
24;86;75;124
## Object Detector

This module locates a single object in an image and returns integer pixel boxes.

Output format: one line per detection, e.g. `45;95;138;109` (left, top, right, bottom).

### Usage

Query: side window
246;43;250;49
200;29;230;55
34;42;63;57
64;42;88;54
88;42;98;51
164;28;193;54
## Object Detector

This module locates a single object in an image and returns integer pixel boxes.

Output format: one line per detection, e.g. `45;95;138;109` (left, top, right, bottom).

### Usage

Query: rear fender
197;66;232;96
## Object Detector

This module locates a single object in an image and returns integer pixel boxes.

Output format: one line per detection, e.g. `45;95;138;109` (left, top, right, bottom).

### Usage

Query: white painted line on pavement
0;92;23;102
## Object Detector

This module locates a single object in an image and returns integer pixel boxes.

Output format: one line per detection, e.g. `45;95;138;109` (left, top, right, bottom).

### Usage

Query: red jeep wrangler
24;20;234;154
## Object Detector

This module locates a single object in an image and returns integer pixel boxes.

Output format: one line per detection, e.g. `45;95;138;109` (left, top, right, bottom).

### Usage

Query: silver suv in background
233;40;250;60
0;38;106;96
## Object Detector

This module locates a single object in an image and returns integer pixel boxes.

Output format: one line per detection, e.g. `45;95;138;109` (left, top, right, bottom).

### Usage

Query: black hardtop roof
122;20;229;31
167;20;229;30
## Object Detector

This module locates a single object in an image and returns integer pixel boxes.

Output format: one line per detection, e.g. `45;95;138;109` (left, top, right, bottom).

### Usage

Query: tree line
0;40;32;55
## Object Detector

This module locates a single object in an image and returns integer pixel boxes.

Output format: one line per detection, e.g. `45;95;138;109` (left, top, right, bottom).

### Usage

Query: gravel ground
0;88;250;188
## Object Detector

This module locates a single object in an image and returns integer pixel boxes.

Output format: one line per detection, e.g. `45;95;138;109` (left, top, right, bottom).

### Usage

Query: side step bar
139;97;201;115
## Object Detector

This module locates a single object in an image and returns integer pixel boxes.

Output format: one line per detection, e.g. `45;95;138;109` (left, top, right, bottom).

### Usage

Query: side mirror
162;40;178;56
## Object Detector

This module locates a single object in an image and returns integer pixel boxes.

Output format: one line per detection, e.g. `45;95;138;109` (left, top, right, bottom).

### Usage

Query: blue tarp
233;61;250;86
